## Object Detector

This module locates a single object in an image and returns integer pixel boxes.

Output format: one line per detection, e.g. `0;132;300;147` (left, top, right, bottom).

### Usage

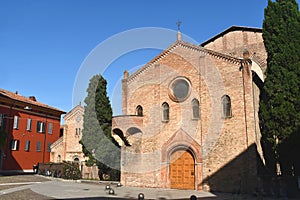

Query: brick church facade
112;26;267;193
50;103;85;164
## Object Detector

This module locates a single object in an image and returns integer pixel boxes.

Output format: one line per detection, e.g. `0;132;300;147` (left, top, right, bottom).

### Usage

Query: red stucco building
0;89;65;173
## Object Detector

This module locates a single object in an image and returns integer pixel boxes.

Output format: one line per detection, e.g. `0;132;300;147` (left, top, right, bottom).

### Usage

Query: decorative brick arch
160;129;202;190
112;115;143;137
251;60;264;83
161;129;201;163
112;126;143;147
250;55;267;76
112;128;130;146
126;127;142;135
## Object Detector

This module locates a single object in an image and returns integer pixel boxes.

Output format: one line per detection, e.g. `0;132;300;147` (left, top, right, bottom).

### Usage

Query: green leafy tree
80;74;120;180
260;0;300;175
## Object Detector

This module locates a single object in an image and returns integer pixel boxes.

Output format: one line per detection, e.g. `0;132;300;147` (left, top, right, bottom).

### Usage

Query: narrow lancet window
162;102;169;122
192;99;200;119
222;95;232;118
136;105;143;116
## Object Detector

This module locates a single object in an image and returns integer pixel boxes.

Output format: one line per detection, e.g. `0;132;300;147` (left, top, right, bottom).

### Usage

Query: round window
169;77;191;102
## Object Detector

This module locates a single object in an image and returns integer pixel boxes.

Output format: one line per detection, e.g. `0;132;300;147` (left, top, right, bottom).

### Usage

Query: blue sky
0;0;291;116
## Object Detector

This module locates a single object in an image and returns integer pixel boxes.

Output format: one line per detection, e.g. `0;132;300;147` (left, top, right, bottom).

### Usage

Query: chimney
29;96;37;101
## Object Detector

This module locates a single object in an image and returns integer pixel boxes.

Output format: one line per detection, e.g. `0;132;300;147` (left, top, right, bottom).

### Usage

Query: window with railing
136;105;143;116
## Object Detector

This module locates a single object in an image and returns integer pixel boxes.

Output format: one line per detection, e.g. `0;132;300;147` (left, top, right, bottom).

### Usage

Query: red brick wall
0;103;62;172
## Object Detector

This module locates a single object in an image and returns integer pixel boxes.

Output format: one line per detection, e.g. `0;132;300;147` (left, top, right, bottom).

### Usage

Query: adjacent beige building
112;26;267;193
50;103;85;164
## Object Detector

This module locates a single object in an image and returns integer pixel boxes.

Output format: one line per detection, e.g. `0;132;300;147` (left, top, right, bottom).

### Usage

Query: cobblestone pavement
0;189;53;200
0;174;297;199
0;174;51;200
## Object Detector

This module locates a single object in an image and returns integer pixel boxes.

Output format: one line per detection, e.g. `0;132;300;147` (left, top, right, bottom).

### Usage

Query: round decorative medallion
76;116;81;122
169;77;191;102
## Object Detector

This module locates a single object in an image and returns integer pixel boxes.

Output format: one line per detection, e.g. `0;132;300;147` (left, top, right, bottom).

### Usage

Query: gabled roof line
64;104;84;120
127;41;181;83
178;41;243;64
50;136;63;148
200;26;262;47
126;41;244;84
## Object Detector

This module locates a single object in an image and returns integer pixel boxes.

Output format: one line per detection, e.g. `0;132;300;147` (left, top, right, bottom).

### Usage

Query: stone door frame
160;129;202;190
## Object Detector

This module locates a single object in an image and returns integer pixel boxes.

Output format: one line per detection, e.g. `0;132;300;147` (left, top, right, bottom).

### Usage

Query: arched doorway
170;150;195;190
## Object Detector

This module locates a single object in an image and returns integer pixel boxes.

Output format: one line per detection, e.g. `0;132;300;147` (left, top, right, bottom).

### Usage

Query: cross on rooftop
176;21;182;31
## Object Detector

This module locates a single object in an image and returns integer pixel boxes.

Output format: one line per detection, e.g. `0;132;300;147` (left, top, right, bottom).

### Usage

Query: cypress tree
260;0;300;175
80;74;120;180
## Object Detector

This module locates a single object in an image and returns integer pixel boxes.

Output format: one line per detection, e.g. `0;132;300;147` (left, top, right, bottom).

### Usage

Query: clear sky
1;0;293;117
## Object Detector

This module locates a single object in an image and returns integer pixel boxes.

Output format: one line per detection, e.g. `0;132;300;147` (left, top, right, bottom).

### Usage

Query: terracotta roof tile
0;88;65;113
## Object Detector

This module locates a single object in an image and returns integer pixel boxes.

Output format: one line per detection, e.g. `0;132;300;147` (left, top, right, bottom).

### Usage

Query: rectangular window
75;128;81;135
10;140;19;150
13;116;19;129
48;123;53;134
26;119;32;131
36;121;45;133
25;140;30;151
0;114;6;131
47;142;51;152
36;141;41;152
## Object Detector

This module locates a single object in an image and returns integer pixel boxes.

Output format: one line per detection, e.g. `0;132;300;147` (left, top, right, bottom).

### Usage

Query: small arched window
136;105;143;116
74;157;80;163
222;95;232;118
162;102;169;122
192;99;200;119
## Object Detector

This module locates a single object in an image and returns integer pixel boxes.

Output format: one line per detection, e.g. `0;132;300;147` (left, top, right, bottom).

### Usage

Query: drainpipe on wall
42;114;47;164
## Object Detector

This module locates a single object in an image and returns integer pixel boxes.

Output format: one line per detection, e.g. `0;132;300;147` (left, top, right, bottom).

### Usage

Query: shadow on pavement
66;197;218;200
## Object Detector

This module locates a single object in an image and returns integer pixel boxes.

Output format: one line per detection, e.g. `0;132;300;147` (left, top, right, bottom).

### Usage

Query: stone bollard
108;188;115;195
105;185;111;190
190;195;197;200
138;193;144;200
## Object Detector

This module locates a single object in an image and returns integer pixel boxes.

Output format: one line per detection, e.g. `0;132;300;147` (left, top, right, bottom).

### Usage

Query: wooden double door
170;150;195;190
